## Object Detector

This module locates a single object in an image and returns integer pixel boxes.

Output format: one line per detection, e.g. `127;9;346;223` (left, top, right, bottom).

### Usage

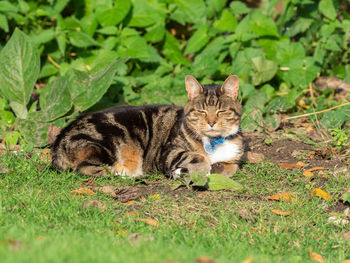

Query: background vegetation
0;0;349;147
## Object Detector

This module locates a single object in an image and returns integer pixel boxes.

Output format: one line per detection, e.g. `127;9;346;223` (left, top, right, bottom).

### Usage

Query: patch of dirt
244;133;347;169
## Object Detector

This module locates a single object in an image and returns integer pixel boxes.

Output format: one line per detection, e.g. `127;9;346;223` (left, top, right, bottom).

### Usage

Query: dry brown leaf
309;247;324;263
195;256;217;263
311;188;331;201
70;187;95;197
47;124;62;145
81;200;105;212
278;161;305;169
342;260;350;263
244;151;264;163
135;218;159;228
242;256;254;263
94;185;117;198
271;209;293;216
115;186;142;202
303;167;328;177
268;193;296;202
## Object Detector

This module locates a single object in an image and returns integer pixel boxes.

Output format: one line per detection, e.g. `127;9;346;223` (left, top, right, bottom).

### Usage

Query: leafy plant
0;0;349;146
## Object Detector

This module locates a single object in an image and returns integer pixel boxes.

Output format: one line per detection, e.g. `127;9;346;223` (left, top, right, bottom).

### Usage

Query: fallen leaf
70;187;95;197
195;256;217;263
94;185;117;198
81;200;105;212
82;177;98;187
2;238;23;250
309;247;324;263
245;151;264;163
207;174;243;191
242;256;254;263
268;193;296;202
311;188;331;201
149;193;161;200
303;167;328;177
135;218;159;228
271;209;293;216
278;161;305;169
47;124;62;145
115;186;142;202
0;163;10;174
343;231;350;241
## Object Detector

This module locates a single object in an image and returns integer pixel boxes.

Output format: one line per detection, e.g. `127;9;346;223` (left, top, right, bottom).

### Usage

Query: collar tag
204;136;229;154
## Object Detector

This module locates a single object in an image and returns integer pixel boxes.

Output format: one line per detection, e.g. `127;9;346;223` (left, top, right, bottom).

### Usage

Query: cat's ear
220;75;239;99
185;75;203;100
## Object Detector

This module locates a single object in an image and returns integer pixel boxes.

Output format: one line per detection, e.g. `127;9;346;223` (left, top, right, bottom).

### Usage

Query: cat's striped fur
51;75;243;177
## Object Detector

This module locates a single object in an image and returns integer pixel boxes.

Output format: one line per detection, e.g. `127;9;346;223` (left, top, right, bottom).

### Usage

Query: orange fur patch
71;148;95;168
116;145;142;176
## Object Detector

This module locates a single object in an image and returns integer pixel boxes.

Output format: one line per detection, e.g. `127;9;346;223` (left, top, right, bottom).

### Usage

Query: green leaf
116;28;152;60
56;33;66;55
213;9;237;33
145;22;166;43
206;0;226;18
207;174;243;191
128;0;166;27
190;172;208;187
163;32;190;66
185;25;210;55
67;59;126;111
16;118;50;147
30;29;56;45
284;18;314;37
250;56;278;86
0;29;40;118
4;131;20;146
0;14;9;32
28;77;72;122
171;0;206;25
0;110;15;126
0;1;18;12
249;10;279;37
97;0;131;27
319;0;337;20
342;192;350;203
69;31;98;48
97;26;119;35
39;63;58;79
229;1;250;15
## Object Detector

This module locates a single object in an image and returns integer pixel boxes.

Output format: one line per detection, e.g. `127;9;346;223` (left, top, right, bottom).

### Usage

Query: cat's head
183;75;242;138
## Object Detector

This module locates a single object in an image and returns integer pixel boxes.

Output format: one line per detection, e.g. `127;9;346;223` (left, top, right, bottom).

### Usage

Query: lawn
0;133;349;263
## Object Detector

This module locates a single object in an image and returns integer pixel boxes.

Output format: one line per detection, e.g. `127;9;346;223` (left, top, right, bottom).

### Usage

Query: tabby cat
52;75;243;178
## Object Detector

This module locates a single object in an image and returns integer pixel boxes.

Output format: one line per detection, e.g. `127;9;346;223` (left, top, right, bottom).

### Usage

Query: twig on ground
284;102;350;120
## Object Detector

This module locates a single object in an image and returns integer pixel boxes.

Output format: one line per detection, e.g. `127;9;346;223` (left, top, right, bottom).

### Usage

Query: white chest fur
202;138;241;164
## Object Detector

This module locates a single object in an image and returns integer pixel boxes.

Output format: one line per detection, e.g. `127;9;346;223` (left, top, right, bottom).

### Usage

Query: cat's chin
202;130;222;137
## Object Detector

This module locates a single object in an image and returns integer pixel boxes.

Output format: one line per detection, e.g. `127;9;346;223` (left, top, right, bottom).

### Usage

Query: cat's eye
217;110;231;116
194;110;207;116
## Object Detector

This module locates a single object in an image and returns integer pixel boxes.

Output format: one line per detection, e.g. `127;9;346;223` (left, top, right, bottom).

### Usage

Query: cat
51;75;244;178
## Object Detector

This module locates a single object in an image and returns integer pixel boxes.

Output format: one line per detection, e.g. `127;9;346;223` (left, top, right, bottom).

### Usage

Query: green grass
0;152;349;263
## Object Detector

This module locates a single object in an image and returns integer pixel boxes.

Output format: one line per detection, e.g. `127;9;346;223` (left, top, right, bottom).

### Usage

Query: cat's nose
208;120;216;127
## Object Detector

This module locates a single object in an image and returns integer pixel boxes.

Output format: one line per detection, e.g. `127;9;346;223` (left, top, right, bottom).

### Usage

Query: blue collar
204;136;230;154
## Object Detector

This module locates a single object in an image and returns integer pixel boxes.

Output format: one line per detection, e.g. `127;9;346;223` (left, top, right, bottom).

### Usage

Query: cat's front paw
210;162;239;177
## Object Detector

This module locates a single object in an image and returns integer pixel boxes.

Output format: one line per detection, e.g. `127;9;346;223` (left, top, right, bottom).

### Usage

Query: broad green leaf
171;0;206;25
39;64;58;79
69;31;98;48
249;10;279;37
97;26;119;35
265;112;281;131
162;32;190;65
0;1;18;12
275;42;305;65
16;118;50;147
230;1;250;15
284;18;314;37
4;131;20;146
0;14;9;32
28;77;72;122
97;0;131;27
185;25;210;55
67;59;126;111
250;56;278;86
30;29;56;44
0;29;40;118
116;28;151;60
80;14;98;36
207;174;243;191
128;0;166;27
319;0;337;20
190;172;208;187
342;192;350;203
56;33;66;55
145;22;166;43
320;107;350;129
206;0;226;18
0;110;15;126
213;9;237;33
